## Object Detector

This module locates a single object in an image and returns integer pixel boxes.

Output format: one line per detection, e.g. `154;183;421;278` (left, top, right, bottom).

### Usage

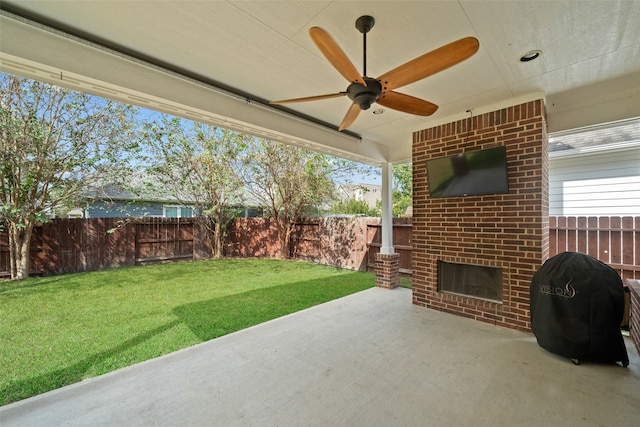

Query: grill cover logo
540;278;576;299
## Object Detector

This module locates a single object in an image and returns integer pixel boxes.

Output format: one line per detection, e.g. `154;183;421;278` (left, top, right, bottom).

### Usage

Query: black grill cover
530;252;628;365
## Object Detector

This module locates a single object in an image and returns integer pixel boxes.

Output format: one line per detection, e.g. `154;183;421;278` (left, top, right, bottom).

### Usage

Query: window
164;206;178;218
163;205;194;218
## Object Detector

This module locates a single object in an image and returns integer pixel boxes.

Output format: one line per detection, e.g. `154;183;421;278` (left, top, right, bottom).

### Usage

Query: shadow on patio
1;287;638;426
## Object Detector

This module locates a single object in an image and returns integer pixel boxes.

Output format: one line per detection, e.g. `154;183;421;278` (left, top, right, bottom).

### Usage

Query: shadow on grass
1;320;180;405
172;274;372;341
0;270;128;295
2;272;372;405
0;276;73;294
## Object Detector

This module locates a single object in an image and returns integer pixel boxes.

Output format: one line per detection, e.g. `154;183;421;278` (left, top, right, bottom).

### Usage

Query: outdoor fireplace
412;99;548;332
438;261;502;301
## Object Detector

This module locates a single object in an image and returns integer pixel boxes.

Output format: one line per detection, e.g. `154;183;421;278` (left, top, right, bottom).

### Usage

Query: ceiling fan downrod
355;15;375;77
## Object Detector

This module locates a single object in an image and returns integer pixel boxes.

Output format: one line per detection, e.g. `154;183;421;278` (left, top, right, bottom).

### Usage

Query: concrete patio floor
2;287;639;426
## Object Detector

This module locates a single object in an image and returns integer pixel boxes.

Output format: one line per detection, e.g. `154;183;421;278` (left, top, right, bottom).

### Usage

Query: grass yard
0;258;375;405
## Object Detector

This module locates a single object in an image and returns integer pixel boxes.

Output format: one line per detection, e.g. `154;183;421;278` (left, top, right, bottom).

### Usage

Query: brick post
375;253;400;289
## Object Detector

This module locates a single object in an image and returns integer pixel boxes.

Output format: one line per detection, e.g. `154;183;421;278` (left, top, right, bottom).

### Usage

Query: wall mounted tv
426;146;509;198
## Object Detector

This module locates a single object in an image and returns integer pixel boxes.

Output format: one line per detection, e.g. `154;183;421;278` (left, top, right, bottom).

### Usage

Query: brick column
375;253;400;289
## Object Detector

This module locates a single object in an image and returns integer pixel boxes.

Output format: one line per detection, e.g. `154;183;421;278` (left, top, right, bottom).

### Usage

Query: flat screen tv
426;146;509;198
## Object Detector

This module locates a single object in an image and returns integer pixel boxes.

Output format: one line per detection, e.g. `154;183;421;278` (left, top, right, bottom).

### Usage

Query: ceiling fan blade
377;91;438;116
339;103;361;131
309;27;367;86
270;92;347;105
377;37;479;91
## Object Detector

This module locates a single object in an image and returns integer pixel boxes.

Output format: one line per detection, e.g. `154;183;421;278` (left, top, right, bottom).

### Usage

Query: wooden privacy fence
550;216;639;281
1;216;638;279
226;217;413;273
0;218;211;277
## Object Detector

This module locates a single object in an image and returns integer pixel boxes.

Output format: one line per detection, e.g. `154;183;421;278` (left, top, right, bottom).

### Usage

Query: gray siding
86;201;165;218
549;146;640;216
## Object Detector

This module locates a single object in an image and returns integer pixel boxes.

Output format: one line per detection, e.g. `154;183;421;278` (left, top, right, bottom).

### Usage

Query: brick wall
412;100;549;332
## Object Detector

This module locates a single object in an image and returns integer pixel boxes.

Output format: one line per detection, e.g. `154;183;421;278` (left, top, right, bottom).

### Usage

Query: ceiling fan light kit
271;15;479;131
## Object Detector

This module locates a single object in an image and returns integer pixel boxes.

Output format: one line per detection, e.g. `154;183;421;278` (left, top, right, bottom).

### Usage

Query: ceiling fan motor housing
347;77;382;110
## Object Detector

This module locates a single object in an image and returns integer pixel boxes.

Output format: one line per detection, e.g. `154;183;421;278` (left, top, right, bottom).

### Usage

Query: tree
0;74;139;280
328;194;379;217
328;197;377;216
392;163;412;217
242;139;336;258
143;116;247;258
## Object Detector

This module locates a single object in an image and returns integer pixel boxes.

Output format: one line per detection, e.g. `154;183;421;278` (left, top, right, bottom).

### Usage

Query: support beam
380;162;394;254
376;162;400;289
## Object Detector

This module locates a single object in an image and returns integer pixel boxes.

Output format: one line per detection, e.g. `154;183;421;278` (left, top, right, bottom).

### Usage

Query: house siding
549;146;640;216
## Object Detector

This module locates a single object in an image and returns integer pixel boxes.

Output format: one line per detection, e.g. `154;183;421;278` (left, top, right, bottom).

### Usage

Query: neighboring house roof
82;182;183;204
83;172;262;208
548;117;640;216
83;170;210;205
550;117;640;155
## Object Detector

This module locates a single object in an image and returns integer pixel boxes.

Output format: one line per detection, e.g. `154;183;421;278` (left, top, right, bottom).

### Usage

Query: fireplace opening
438;261;502;301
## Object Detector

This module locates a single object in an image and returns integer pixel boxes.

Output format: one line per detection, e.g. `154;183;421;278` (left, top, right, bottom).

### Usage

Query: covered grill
530;252;629;366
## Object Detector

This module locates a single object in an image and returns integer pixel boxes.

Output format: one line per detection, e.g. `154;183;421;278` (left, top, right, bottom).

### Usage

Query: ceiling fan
271;15;479;131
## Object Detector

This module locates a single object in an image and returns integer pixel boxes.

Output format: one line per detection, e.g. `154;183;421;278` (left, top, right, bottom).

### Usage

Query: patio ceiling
1;1;640;165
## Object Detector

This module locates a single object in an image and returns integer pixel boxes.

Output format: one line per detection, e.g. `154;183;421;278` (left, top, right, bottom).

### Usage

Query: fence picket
549;217;557;256
610;217;622;265
599;217;610;263
636;217;640;269
577;216;588;254
567;216;577;252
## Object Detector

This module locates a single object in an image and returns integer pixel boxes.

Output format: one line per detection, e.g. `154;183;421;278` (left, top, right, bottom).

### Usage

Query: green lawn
399;275;412;289
0;259;375;405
